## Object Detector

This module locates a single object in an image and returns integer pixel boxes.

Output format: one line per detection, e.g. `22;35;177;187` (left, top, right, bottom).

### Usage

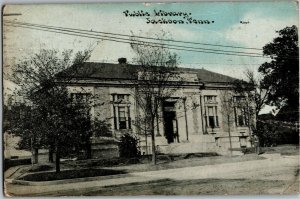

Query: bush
118;133;140;158
254;121;299;147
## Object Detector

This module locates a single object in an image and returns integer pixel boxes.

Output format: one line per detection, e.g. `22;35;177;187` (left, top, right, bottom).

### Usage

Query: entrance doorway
163;101;179;144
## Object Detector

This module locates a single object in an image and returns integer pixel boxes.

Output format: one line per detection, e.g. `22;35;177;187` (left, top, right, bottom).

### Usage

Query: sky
3;2;299;76
3;1;299;113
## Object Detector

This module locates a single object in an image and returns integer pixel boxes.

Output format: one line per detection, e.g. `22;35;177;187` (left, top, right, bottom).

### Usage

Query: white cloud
224;12;298;49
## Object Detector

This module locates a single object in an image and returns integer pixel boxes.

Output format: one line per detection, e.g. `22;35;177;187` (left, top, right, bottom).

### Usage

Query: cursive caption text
123;10;215;25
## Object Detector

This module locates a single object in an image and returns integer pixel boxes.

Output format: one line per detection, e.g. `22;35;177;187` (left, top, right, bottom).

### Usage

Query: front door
164;111;176;143
163;101;178;144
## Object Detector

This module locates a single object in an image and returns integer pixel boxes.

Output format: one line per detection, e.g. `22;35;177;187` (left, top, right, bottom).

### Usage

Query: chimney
118;58;127;64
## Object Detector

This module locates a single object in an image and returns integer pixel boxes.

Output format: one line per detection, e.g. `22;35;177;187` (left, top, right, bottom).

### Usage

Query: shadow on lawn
19;168;127;181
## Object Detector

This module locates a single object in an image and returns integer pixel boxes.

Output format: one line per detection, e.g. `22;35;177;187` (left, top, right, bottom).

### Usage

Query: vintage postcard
3;1;299;196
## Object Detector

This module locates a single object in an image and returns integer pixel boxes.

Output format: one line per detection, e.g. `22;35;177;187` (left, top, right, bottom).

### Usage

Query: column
205;106;209;128
115;105;119;130
125;106;129;129
199;95;205;134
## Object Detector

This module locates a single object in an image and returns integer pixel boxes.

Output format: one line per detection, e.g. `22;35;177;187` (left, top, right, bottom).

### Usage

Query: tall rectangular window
118;107;126;129
70;93;91;117
204;95;219;130
208;107;215;128
235;107;247;126
112;94;131;130
206;106;219;128
233;96;248;127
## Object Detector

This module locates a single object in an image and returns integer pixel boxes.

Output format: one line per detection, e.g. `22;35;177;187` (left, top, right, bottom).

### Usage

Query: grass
61;152;265;174
61;153;219;169
18;145;298;182
28;164;53;172
103;153;265;173
19;168;126;181
261;144;299;155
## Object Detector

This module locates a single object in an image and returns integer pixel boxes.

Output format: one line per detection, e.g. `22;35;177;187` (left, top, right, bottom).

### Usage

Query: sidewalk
5;154;299;196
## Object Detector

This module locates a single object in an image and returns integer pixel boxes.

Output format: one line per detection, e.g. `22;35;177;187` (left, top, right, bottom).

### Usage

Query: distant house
59;58;254;157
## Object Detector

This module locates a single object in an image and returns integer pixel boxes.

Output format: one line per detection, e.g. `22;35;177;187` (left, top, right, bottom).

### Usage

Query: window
235;107;248;126
9;105;31;121
204;96;219;129
117;95;125;100
113;94;129;103
204;95;217;103
205;106;219;129
234;96;246;103
112;94;131;130
233;96;248;127
118;107;126;129
71;93;90;104
70;93;91;117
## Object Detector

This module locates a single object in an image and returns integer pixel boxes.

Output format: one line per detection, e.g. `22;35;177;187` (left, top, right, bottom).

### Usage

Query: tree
259;25;299;121
233;69;271;146
220;89;235;155
4;102;45;163
235;69;270;119
128;33;183;164
8;48;98;172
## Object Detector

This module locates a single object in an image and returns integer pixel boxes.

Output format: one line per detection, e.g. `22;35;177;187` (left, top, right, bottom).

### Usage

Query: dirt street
5;153;299;196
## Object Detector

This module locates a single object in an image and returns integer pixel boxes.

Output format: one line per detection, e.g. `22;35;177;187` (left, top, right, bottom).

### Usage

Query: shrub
254;121;299;147
118;133;140;158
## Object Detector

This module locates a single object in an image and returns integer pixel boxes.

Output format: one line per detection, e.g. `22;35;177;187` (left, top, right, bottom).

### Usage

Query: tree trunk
150;116;156;165
228;115;233;156
33;148;39;164
144;120;148;155
86;140;92;159
55;143;60;173
247;107;253;147
49;144;54;163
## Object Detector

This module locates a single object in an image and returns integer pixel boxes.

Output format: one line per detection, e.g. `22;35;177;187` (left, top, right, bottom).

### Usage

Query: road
5;154;299;196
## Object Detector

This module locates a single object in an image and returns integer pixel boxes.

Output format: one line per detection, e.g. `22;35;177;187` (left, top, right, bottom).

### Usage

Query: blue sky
3;2;299;79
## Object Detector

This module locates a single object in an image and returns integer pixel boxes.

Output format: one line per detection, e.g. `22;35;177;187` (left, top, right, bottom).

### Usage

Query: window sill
206;127;220;130
206;127;220;134
114;129;132;131
204;102;218;105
